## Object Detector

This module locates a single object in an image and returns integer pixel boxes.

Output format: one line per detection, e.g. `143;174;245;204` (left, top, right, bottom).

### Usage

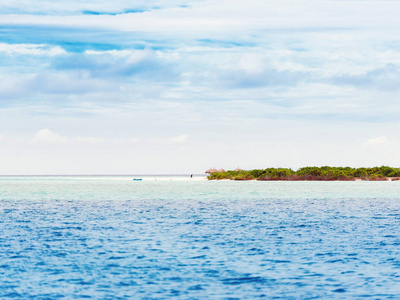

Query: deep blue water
1;176;400;299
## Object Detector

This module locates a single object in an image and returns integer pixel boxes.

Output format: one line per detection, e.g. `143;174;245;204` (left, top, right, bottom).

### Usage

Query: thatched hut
218;168;226;173
205;168;218;174
234;167;243;171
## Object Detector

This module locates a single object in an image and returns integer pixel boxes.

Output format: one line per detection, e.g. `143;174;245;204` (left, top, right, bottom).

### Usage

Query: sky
1;0;400;174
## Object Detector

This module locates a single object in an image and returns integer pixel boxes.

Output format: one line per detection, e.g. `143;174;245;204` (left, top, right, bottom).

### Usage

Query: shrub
208;166;400;181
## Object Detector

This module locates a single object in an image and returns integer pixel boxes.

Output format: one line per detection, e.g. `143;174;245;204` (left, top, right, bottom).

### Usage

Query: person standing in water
190;174;193;179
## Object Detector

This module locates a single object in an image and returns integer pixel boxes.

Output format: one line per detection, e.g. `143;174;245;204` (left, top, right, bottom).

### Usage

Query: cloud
0;0;192;15
31;129;186;146
0;76;33;100
0;43;66;56
112;137;141;144
73;137;105;144
0;72;119;101
330;64;400;91
51;49;179;81
32;129;105;145
2;0;400;34
33;128;68;144
32;73;118;95
364;136;390;146
169;134;188;143
221;64;306;89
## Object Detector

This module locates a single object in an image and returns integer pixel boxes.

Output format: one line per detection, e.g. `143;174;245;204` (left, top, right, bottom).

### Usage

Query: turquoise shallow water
1;176;400;299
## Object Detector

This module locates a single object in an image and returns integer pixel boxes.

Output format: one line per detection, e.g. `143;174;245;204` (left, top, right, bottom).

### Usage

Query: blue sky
1;0;400;174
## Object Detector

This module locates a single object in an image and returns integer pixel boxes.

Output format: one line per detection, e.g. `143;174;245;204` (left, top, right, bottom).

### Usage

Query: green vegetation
207;166;400;181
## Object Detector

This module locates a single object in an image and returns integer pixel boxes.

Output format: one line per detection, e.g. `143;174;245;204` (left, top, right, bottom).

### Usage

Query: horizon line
0;174;207;176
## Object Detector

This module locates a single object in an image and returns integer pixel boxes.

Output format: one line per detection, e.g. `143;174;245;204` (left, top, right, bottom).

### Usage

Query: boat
132;178;142;181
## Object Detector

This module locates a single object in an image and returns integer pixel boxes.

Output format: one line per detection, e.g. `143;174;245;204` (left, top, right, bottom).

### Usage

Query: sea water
1;176;400;299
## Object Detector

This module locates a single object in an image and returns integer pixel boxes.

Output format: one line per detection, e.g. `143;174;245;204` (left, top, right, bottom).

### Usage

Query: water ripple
1;179;400;298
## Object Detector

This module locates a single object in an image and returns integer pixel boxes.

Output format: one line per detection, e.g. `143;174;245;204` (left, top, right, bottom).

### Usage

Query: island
207;166;400;181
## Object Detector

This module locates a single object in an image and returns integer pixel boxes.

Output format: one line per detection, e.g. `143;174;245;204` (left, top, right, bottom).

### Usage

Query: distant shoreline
209;177;400;181
207;166;400;181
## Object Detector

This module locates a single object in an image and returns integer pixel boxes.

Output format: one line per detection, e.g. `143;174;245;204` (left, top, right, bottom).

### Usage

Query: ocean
1;176;400;299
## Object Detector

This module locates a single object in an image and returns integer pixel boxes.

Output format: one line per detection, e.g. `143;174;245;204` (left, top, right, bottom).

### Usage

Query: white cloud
237;53;266;74
364;136;390;146
169;134;188;143
85;49;135;56
32;129;106;145
0;0;191;15
2;0;400;34
51;49;178;81
138;134;189;144
33;128;68;144
112;137;141;144
73;137;105;144
0;43;66;56
7;0;192;15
